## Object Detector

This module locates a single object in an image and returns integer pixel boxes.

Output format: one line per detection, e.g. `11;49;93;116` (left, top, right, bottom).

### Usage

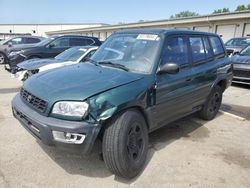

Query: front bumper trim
12;94;101;154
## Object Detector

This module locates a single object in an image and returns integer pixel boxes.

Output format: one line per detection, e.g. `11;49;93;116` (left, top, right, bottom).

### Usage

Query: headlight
52;101;89;118
9;50;24;57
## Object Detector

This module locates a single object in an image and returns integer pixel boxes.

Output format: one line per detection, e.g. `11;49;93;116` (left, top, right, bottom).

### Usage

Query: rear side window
203;37;213;58
26;38;41;44
161;36;189;66
70;38;94;46
209;36;224;55
189;37;206;62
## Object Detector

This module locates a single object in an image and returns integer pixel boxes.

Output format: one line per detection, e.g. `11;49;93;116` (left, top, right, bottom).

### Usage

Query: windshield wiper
88;59;99;66
98;61;129;71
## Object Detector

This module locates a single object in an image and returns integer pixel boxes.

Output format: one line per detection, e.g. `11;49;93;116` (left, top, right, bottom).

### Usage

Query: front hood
231;55;250;64
18;58;60;70
23;63;144;113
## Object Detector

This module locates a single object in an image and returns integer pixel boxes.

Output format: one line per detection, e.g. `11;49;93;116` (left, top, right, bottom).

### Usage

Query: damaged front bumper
12;94;102;154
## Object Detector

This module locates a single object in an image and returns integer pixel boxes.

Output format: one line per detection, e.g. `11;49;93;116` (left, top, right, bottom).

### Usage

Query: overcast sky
0;0;249;24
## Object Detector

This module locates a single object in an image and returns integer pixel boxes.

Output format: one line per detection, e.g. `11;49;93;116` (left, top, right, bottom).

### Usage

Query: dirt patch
219;150;250;169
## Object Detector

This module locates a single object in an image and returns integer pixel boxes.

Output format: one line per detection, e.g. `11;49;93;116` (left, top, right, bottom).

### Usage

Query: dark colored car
231;45;250;85
7;35;101;72
225;37;250;56
0;36;44;64
12;29;232;179
15;46;98;81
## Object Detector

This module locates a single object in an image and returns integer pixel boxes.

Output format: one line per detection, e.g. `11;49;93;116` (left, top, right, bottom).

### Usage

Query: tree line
170;4;250;19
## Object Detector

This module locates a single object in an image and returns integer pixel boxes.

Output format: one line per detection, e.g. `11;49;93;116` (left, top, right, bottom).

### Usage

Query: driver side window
50;38;70;48
161;36;189;66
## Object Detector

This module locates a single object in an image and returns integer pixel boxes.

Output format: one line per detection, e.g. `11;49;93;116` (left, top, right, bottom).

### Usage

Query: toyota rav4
12;29;233;179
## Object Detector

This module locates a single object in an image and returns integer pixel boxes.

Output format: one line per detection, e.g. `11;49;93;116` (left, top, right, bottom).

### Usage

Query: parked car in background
12;29;232;179
225;37;250;56
6;35;102;72
15;46;98;81
231;45;250;85
0;36;44;64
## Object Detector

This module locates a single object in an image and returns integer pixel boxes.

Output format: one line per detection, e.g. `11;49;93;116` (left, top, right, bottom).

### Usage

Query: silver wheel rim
0;54;4;64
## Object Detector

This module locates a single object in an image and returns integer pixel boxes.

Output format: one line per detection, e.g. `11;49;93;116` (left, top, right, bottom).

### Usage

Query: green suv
12;29;233;178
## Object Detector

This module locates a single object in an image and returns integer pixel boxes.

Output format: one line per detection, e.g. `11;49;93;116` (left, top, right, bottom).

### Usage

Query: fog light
52;131;85;144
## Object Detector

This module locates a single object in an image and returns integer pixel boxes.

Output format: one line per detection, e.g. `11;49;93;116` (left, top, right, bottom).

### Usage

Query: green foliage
170;11;199;19
235;4;250;11
213;8;230;14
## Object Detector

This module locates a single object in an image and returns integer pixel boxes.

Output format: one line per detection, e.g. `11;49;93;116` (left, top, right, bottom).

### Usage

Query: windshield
240;46;250;56
0;38;10;45
55;47;87;61
90;33;162;74
35;37;54;46
225;38;250;46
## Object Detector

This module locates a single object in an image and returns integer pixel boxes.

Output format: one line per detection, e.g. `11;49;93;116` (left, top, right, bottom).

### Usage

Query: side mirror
48;43;55;48
157;63;180;75
8;42;12;47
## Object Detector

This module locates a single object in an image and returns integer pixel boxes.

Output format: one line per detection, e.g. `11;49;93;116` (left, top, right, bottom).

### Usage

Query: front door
154;35;194;128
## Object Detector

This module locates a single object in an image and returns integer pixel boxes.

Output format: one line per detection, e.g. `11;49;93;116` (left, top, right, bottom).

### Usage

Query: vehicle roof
228;37;250;40
10;35;44;39
115;28;218;36
49;35;99;40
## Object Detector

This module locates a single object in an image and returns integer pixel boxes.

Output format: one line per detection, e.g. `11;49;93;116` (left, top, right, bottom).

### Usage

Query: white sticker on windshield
137;34;159;41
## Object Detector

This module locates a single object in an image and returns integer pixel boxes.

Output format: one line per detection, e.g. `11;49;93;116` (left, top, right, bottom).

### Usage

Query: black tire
0;52;6;64
199;85;222;120
102;109;148;179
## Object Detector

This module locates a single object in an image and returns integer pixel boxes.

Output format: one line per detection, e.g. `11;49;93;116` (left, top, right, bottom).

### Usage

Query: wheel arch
98;106;150;139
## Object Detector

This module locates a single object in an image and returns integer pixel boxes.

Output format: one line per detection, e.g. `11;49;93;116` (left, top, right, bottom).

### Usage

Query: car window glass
81;50;96;62
70;38;94;46
203;37;213;58
50;38;70;48
209;36;224;55
161;36;189;66
10;37;23;45
189;37;206;63
26;38;41;44
225;38;250;46
240;46;250;56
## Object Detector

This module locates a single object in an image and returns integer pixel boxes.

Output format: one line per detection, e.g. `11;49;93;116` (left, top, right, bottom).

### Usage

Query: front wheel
199;85;222;120
0;52;6;64
102;110;148;179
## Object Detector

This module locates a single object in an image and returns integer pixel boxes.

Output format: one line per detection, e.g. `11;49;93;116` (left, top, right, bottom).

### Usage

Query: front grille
233;70;250;78
20;88;47;113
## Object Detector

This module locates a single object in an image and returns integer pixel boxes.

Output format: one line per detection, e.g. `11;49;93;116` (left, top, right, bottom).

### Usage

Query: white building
46;11;250;42
0;23;107;39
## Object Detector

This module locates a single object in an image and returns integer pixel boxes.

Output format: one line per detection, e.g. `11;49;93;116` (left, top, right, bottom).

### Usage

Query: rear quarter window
209;36;225;56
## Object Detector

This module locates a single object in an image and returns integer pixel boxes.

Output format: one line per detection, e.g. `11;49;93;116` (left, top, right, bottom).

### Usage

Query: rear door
154;35;195;128
188;35;226;109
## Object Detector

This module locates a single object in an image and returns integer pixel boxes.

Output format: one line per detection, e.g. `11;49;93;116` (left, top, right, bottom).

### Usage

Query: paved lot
0;65;250;188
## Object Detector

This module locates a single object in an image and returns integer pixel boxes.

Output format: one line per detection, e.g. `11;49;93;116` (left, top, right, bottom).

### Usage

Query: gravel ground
0;65;249;188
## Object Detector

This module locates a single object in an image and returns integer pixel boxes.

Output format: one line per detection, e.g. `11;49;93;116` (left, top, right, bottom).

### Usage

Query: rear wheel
102;110;148;179
199;85;222;120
